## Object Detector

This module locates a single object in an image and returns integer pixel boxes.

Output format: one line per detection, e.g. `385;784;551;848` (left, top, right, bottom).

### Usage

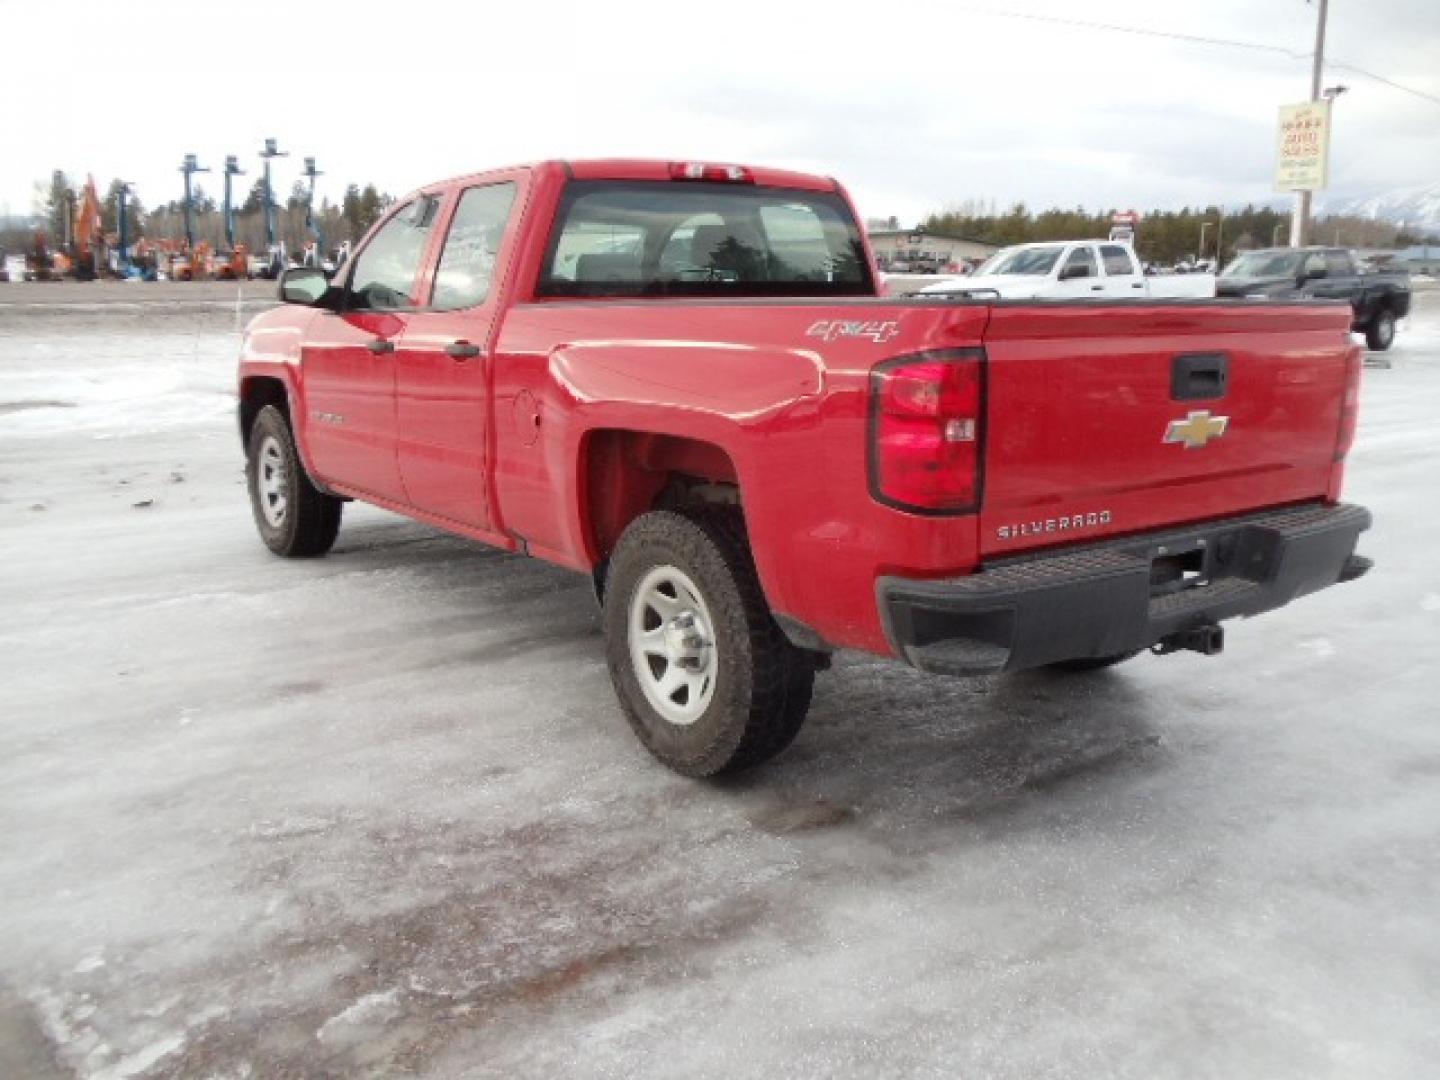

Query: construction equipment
23;232;60;281
179;154;210;256
208;243;251;280
67;175;104;280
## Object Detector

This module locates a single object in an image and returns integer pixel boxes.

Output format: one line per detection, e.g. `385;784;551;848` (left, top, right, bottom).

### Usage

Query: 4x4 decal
806;319;901;344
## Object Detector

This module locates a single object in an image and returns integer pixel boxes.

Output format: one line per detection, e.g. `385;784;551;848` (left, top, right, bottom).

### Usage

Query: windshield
537;181;872;298
972;245;1065;277
1222;251;1303;278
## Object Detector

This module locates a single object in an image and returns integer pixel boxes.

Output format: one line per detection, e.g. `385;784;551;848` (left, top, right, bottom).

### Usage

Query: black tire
602;509;815;777
1365;309;1395;352
245;404;342;556
1047;651;1141;673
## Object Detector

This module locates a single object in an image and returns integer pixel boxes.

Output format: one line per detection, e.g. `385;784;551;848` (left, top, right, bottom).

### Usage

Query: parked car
1216;247;1411;350
917;240;1214;299
237;159;1372;776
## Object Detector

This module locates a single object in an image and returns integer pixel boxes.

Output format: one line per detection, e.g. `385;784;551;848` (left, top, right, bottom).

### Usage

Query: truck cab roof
420;159;839;198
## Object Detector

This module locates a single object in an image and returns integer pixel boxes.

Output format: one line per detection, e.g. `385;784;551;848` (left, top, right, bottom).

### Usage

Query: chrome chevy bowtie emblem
1164;410;1229;450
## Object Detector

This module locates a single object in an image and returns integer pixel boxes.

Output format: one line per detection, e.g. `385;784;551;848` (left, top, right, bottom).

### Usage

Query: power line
1327;60;1440;108
951;6;1309;58
948;5;1440;109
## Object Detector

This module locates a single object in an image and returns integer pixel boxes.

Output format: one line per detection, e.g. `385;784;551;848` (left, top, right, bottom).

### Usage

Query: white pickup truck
918;240;1215;300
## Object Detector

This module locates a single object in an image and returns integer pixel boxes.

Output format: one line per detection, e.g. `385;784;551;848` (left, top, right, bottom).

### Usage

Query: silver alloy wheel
1376;313;1394;347
628;564;718;726
257;434;289;528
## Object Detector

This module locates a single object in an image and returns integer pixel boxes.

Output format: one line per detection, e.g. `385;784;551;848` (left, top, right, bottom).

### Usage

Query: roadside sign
1276;101;1331;192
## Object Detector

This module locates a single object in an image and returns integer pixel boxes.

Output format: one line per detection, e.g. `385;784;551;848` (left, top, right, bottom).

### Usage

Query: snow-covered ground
1;282;1438;1079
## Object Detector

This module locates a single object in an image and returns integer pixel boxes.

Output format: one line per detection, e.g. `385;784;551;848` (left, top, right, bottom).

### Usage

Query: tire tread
603;508;814;776
246;405;342;557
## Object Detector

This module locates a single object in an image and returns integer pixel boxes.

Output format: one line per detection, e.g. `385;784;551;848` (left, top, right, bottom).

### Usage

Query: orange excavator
68;175;105;280
208;243;251;280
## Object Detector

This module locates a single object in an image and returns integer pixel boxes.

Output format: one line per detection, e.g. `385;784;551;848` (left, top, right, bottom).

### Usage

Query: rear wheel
602;510;815;777
245;405;342;556
1365;309;1395;351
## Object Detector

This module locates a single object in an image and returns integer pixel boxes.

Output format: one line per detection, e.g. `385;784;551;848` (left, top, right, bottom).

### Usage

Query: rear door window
431;182;517;310
1325;251;1354;278
1062;246;1097;278
538;181;872;297
1100;245;1136;276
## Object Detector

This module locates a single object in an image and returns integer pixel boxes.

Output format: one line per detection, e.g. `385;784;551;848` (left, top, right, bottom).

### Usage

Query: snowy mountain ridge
1320;182;1440;230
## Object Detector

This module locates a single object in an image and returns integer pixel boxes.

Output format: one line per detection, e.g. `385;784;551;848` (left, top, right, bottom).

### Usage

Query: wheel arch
238;372;330;490
580;428;742;601
238;374;291;446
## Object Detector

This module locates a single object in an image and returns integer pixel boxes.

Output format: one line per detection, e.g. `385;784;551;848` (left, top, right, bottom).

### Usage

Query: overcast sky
1;0;1436;225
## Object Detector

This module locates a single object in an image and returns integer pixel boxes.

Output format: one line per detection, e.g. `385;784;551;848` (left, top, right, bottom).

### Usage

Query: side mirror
1058;263;1089;281
279;266;332;306
1301;265;1327;283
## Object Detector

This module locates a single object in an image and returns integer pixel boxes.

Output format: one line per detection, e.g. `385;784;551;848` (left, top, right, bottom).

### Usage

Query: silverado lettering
237;158;1373;778
997;511;1112;540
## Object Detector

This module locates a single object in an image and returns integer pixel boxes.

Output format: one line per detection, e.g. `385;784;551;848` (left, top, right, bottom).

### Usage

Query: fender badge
805;319;900;344
1164;410;1229;449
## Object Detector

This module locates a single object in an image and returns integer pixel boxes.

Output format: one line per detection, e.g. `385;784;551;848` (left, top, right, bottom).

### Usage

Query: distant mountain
1320;182;1440;231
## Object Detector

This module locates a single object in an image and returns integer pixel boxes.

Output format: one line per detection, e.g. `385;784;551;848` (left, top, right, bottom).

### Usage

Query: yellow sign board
1276;101;1331;192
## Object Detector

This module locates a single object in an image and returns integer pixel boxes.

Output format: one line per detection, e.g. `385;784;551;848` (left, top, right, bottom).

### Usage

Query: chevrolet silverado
238;159;1373;776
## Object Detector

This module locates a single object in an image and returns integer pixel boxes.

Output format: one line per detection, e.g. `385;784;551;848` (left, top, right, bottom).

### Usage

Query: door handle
1171;352;1228;401
445;341;482;359
1090;284;1103;291
366;338;395;355
1131;282;1144;288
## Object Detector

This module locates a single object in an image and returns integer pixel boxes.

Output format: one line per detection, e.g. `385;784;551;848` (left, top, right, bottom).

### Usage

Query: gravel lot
2;282;1438;1079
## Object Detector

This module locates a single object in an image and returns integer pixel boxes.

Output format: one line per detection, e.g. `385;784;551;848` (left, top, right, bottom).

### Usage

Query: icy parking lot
2;283;1438;1079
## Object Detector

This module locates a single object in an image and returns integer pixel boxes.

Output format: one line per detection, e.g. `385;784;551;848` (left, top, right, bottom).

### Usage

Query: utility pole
1199;222;1211;264
223;156;245;251
259;138;288;251
63;188;75;252
117;182;133;274
179;153;210;251
1291;0;1329;247
302;156;323;263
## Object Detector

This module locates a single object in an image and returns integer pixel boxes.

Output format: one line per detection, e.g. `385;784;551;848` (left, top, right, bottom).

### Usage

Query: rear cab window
537;181;873;298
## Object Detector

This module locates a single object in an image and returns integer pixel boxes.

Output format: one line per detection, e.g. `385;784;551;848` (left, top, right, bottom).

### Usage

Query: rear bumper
878;502;1372;676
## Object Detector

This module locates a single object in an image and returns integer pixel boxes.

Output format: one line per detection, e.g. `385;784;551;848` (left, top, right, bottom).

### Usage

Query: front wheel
602;510;815;777
1365;310;1396;351
245;405;342;556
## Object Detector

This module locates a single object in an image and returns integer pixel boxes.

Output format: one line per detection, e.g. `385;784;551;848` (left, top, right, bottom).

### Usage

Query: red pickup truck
238;159;1372;776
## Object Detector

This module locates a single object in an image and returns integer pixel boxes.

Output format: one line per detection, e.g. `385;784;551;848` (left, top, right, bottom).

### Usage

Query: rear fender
553;340;826;615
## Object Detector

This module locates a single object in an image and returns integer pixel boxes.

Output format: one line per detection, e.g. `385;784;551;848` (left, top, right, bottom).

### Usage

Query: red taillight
668;161;754;183
1335;344;1363;460
869;350;984;513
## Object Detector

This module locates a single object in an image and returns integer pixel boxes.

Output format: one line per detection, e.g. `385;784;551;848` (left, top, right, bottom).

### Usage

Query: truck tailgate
979;302;1354;558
